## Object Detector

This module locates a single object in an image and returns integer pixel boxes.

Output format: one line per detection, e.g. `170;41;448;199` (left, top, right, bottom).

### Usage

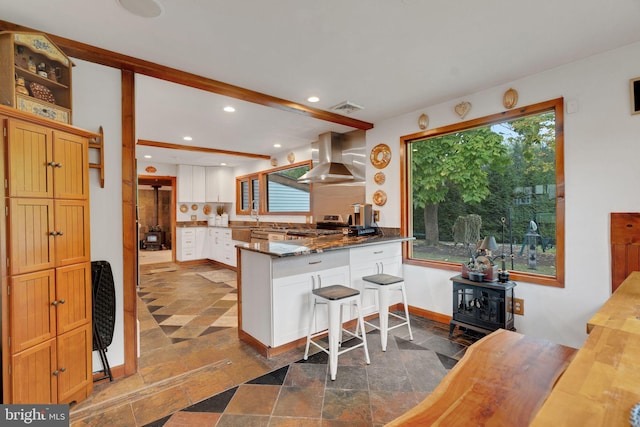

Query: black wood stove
449;275;516;338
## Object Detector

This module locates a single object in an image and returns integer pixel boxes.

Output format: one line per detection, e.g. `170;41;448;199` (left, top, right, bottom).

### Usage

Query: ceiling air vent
330;101;364;115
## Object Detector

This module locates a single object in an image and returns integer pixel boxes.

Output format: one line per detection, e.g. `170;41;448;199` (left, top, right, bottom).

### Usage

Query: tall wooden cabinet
1;106;94;404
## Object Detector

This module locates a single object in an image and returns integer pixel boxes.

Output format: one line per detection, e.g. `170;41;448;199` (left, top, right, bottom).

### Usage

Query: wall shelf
89;125;104;188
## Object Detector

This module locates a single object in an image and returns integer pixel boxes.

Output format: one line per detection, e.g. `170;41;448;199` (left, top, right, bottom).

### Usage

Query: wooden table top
586;270;640;334
531;326;640;427
386;329;576;426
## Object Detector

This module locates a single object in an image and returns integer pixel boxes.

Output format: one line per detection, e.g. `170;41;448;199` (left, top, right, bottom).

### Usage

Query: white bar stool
304;284;370;380
362;273;413;351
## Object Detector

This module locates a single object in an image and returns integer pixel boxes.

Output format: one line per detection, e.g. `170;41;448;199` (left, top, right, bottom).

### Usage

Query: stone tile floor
70;262;476;427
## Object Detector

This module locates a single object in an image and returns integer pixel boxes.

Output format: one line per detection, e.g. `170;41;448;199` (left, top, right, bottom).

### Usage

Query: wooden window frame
236;160;312;216
400;98;565;288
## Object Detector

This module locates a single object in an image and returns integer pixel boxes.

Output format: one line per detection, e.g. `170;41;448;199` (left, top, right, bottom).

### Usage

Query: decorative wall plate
370;144;392;169
179;204;188;213
418;113;429;130
374;171;386;185
503;88;518;109
373;190;387;206
191;204;198;211
203;204;212;215
455;101;471;119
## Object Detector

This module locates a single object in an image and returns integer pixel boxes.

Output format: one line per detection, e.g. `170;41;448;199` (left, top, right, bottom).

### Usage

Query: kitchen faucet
250;200;260;226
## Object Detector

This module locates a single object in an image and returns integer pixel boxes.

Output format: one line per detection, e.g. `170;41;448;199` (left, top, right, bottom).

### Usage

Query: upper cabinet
205;167;234;203
6;119;88;200
0;31;73;124
177;164;205;203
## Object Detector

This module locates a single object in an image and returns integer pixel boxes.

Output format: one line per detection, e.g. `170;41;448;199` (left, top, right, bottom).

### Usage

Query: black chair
91;260;116;382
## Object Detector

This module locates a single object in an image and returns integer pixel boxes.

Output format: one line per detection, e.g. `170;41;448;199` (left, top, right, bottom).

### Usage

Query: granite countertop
237;235;414;257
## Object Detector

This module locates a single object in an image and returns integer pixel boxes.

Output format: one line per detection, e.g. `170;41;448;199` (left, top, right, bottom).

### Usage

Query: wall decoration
191;204;198;211
631;77;640;115
287;152;295;163
503;88;518;109
373;190;387;206
374;171;386;185
145;165;157;173
370;143;392;169
270;158;278;167
203;204;212;215
179;204;188;213
418;113;429;130
454;101;471;119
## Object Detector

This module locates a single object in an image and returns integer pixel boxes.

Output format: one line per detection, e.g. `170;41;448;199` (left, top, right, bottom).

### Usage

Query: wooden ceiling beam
0;20;374;131
137;139;271;160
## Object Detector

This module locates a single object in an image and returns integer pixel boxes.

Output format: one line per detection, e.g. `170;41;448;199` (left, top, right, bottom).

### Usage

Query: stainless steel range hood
298;132;358;183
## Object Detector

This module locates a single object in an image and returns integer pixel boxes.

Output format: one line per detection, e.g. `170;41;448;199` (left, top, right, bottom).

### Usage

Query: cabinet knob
52;300;58;306
59;299;65;304
60;367;66;372
55;163;62;168
50;231;57;236
48;161;56;167
52;370;59;376
57;231;64;236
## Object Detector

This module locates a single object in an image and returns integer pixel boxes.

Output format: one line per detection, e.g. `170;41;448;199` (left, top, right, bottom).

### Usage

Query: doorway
137;175;175;264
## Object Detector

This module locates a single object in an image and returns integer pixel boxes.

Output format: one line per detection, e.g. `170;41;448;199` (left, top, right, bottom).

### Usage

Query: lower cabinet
272;265;350;347
349;243;403;316
208;227;237;267
240;241;404;350
11;322;92;404
177;227;207;261
8;262;93;404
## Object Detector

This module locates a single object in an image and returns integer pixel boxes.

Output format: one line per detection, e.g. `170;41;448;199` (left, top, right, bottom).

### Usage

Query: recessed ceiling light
224;106;235;112
144;155;152;159
183;136;192;141
274;143;282;148
117;0;163;18
307;96;320;103
220;162;227;166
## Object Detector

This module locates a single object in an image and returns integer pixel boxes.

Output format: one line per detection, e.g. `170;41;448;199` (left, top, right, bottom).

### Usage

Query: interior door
610;212;640;292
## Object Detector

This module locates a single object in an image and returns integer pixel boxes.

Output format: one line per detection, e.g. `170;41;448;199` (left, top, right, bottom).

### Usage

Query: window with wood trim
236;161;311;216
402;98;564;287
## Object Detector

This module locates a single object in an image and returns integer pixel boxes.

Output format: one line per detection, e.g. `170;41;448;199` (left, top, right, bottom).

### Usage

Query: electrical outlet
513;298;524;315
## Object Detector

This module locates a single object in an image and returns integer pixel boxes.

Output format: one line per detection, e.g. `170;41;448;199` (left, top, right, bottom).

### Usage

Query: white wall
367;41;640;348
71;40;640;371
71;59;125;369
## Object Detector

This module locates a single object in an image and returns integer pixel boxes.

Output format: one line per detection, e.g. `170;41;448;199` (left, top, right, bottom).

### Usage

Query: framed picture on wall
631;77;640;115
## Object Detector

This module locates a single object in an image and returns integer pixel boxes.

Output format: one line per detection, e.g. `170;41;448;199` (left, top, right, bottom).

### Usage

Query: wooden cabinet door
11;339;58;404
10;269;56;353
610;213;640;292
6;119;54;198
52;131;89;199
9;198;55;275
56;323;92;404
54;199;90;267
55;262;92;334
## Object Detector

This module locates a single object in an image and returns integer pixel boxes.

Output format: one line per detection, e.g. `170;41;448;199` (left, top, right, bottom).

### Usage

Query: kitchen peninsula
237;233;413;357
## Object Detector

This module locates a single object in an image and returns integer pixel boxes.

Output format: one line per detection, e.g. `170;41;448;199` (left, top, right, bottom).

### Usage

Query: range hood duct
298;132;356;183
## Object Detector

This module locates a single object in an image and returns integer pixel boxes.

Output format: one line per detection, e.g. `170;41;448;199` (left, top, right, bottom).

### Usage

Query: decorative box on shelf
461;262;499;282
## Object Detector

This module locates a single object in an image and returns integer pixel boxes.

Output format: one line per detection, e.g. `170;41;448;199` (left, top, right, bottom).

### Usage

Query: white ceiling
2;0;640;167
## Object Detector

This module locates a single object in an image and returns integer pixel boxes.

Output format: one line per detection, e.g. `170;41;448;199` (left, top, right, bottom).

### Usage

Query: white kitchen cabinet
192;166;206;203
242;250;349;348
272;265;349;347
205;167;234;203
176;227;207;261
207;227;237;267
349;242;403;316
177;165;205;202
177;164;193;203
195;227;207;259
